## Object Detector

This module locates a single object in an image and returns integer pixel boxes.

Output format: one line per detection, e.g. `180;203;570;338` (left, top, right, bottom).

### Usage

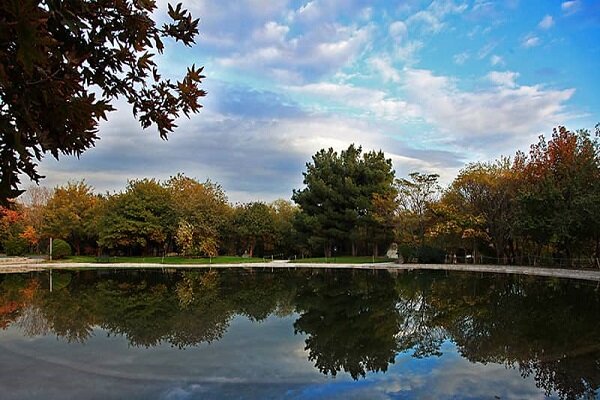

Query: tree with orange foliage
514;126;600;266
20;225;39;247
0;204;28;255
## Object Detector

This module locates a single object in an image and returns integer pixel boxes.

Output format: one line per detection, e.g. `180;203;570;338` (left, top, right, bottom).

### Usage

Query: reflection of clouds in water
287;343;546;400
3;269;591;400
0;316;558;399
162;384;207;400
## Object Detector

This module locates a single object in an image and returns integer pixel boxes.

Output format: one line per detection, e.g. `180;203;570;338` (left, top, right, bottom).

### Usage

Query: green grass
294;256;392;264
51;255;266;264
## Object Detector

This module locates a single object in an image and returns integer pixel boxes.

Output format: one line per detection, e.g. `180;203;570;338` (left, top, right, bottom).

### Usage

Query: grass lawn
294;256;392;264
52;255;267;264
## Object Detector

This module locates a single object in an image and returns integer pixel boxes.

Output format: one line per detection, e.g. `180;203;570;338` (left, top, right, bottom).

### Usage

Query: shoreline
1;261;600;281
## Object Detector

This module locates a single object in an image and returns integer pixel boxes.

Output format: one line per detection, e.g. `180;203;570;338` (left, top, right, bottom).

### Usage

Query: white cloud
407;11;444;33
490;54;504;66
389;21;408;41
406;0;468;34
521;35;540;48
395;41;424;64
453;52;469;65
359;7;373;21
487;71;519;88
162;0;290;49
294;1;320;21
253;21;290;43
218;24;372;82
286;82;421;120
369;56;402;82
538;15;554;30
478;42;498;59
561;1;581;15
288;0;379;25
403;68;575;146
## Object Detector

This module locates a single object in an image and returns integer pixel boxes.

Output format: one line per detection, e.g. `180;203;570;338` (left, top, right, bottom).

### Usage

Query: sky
37;0;600;202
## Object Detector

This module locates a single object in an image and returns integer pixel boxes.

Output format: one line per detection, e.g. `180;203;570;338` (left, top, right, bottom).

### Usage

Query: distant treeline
1;125;599;267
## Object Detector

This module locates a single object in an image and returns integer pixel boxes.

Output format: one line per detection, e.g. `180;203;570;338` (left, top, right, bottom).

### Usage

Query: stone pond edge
1;261;600;282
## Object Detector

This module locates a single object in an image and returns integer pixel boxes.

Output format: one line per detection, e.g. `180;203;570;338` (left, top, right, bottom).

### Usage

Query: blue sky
38;0;600;202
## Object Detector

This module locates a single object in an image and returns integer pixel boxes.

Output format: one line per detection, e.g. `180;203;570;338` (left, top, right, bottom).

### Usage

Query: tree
396;172;440;250
18;185;51;253
0;203;28;255
514;126;600;266
441;160;517;262
233;202;274;257
292;145;396;257
0;1;206;202
43;181;100;255
167;174;231;257
268;199;298;257
98;179;175;255
358;150;397;256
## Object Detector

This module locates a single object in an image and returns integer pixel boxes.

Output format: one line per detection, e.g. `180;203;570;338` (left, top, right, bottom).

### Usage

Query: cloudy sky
38;0;600;202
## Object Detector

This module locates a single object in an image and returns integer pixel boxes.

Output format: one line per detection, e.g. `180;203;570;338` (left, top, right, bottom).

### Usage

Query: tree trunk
248;240;255;257
351;241;357;257
324;243;332;258
595;236;600;269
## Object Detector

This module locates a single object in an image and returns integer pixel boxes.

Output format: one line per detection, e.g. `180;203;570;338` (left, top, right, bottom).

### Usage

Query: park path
1;259;600;281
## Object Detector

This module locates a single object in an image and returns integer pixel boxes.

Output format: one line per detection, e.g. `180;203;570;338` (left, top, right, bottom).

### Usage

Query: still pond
0;268;599;399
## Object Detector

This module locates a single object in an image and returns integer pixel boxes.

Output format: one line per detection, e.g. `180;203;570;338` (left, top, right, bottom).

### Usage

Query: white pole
49;237;53;261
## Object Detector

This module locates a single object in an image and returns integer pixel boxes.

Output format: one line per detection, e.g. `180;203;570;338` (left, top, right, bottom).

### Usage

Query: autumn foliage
0;0;206;202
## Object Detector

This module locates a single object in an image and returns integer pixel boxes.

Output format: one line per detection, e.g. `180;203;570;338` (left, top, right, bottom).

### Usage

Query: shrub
52;239;72;259
398;244;417;262
3;236;29;256
417;245;446;264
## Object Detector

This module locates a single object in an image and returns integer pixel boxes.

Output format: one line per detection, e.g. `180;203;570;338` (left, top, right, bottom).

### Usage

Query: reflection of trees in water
293;270;400;379
441;275;600;400
1;269;599;399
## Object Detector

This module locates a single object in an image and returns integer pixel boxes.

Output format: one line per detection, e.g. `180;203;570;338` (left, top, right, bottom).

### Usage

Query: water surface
1;268;599;399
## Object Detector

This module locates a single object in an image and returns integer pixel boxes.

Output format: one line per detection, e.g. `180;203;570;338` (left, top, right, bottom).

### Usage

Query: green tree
233;202;274;257
98;179;175;255
268;199;298;257
0;1;206;202
43;181;100;255
357;150;397;256
293;145;396;257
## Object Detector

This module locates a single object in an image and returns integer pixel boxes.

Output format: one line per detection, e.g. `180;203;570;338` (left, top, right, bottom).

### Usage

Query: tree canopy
0;1;206;203
292;144;396;257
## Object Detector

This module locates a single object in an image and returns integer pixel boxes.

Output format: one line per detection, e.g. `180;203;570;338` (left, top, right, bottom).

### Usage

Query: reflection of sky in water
0;315;558;399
